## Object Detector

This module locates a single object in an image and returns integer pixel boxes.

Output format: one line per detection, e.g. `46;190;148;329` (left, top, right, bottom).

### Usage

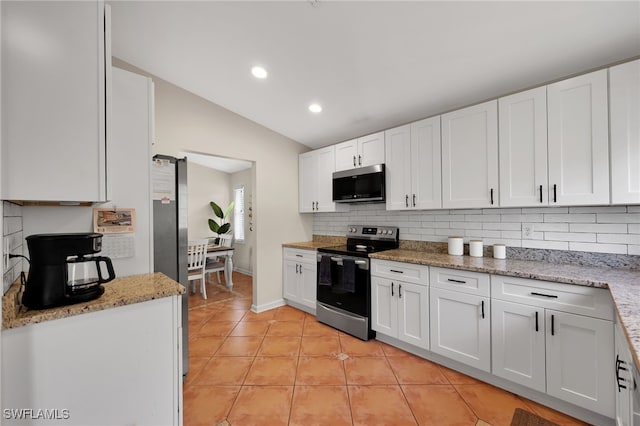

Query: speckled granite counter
371;249;640;370
282;236;345;250
2;272;185;330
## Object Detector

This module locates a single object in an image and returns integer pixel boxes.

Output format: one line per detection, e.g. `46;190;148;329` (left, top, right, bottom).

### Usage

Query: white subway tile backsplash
522;240;569;250
597;213;640;223
545;232;596;243
569;242;628;254
544;214;596;223
570;223;628;233
313;203;640;256
597;233;640;244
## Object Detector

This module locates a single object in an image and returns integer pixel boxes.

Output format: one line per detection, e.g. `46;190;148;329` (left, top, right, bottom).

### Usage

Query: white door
491;299;546;392
371;276;398;337
498;87;548;207
430;287;491;372
441;100;499;208
547;69;610;205
358;132;385;168
397;282;429;349
300;262;317;310
283;259;300;302
609;59;640;205
334;139;358;171
546;310;615;417
411;116;442;209
299;151;317;213
315;146;337;212
384;125;412;210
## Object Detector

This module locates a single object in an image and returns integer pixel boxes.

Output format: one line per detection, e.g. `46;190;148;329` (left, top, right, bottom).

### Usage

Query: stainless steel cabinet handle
353;156;356;167
535;311;539;332
405;194;409;208
391;282;394;297
399;284;402;298
553;184;557;203
530;292;558;299
490;188;494;205
481;300;485;319
296;264;299;273
413;194;416;207
447;278;466;284
551;314;555;336
358;155;362;166
390;269;404;274
539;185;543;203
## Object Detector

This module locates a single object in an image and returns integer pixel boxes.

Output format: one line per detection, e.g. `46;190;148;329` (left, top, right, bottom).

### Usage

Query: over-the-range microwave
332;164;385;203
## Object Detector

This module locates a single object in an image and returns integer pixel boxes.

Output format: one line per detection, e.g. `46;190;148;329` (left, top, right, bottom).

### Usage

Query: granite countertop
2;272;185;330
283;241;338;250
370;249;640;370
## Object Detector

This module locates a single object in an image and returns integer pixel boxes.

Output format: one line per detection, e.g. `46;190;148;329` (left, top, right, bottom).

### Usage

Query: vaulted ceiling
109;1;640;149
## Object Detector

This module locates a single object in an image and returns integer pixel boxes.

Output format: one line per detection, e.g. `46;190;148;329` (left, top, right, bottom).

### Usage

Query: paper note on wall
151;159;175;201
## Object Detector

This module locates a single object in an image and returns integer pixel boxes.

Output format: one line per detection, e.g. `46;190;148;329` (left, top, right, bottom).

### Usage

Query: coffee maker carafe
23;233;116;309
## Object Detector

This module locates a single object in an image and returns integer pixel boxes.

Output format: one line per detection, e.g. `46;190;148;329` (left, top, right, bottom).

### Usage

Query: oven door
316;253;370;317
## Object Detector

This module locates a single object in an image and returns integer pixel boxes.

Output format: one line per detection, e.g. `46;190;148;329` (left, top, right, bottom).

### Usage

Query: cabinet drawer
371;260;429;286
283;248;316;263
430;267;490;297
491;275;613;321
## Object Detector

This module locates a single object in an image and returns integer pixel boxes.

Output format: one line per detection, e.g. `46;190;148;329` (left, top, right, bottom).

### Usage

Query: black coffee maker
23;233;116;309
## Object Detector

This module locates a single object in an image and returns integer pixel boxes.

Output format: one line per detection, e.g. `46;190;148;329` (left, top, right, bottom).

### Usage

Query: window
233;185;245;243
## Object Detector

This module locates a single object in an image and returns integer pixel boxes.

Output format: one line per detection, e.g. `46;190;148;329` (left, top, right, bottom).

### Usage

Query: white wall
314;204;640;255
230;167;254;275
187;161;230;241
113;59;313;311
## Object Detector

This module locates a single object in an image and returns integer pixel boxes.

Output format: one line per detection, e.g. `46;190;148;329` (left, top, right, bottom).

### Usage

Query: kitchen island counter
2;272;184;330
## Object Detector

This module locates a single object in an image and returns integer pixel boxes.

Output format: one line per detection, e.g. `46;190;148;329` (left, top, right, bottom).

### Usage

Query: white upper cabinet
498;87;549;207
385;117;442;211
547;70;609;205
609;59;640;205
334;132;385;171
441;100;499;208
2;1;111;202
299;146;341;213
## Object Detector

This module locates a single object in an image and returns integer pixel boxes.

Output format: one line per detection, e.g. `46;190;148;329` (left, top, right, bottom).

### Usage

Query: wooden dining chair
205;233;233;284
187;239;209;299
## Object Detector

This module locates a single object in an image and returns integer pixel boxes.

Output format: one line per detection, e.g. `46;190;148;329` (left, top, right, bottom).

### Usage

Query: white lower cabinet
429;268;491;372
492;275;615;418
371;260;429;349
283;248;317;312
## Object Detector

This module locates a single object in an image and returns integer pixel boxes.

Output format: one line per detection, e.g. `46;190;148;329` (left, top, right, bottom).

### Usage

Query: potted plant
208;201;234;243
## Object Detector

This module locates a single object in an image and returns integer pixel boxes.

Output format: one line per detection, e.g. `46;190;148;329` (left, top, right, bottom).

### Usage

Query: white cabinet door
371;276;398;337
609;59;640;204
546;310;615;417
384;125;412;210
300;261;317;310
335;133;385;172
441;100;499;208
335;139;358;172
298;146;338;213
358;131;385;168
491;299;546;393
430;287;491;372
283;259;300;301
299;151;317;213
498;87;549;207
2;1;110;202
547;70;610;205
315;146;337;212
397;281;429;349
412;116;442;210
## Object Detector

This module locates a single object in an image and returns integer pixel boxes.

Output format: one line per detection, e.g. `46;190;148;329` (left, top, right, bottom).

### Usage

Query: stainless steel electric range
316;225;399;340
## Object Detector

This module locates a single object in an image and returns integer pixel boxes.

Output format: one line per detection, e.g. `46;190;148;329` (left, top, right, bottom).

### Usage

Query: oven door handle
330;257;367;266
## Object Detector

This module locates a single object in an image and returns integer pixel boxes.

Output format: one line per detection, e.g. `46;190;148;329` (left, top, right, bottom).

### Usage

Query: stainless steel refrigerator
152;154;189;376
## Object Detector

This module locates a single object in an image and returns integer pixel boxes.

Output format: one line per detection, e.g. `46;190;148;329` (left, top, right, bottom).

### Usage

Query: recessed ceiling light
251;66;267;79
309;103;322;113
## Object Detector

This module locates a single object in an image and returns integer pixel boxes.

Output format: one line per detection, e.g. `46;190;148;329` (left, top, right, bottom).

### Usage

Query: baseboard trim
251;298;286;313
233;267;252;276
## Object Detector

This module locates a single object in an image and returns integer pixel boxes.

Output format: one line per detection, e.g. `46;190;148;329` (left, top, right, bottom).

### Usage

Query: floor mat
511;408;560;426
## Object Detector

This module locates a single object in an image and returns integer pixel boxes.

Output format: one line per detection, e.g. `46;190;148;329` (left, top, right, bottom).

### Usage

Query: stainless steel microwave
332;164;385;203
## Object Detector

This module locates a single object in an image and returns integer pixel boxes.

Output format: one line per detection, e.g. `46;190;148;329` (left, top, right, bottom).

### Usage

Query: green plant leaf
208;218;220;233
223;201;235;219
218;223;231;234
209;201;224;219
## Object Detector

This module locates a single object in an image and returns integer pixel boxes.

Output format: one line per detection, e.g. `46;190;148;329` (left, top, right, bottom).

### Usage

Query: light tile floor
184;272;589;426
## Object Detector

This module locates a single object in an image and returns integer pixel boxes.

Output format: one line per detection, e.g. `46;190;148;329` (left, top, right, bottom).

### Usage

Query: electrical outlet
523;224;533;238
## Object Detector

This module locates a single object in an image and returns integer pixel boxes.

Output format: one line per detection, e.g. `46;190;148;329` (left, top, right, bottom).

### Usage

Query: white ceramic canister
469;240;483;257
493;244;506;259
448;236;464;256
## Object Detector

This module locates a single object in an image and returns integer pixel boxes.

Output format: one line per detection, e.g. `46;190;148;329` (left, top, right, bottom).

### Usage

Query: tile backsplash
3;201;24;293
313;204;640;256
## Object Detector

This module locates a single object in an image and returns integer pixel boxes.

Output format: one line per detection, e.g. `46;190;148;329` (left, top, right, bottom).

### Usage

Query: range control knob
350;227;357;233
